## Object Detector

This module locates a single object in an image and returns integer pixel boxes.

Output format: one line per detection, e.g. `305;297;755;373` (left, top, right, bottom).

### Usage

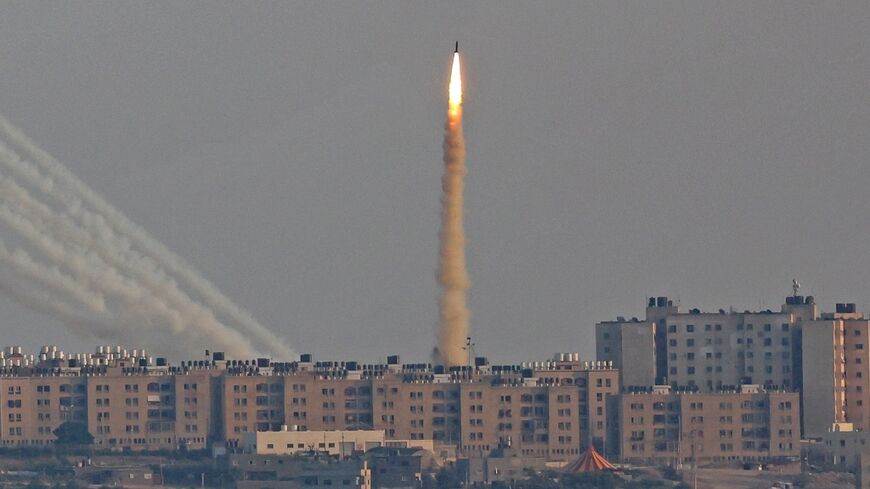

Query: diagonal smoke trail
0;197;258;358
0;115;292;359
436;50;471;367
0;170;260;355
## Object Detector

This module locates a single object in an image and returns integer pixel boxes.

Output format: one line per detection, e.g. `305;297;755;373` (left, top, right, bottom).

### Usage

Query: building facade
597;295;816;393
607;386;800;465
802;304;870;437
0;347;616;463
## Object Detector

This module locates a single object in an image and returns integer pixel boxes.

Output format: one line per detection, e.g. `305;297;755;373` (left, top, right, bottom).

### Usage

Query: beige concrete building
86;368;178;449
608;386;800;465
221;372;286;446
0;347;618;460
802;304;870;438
0;375;87;446
244;429;386;457
530;355;619;453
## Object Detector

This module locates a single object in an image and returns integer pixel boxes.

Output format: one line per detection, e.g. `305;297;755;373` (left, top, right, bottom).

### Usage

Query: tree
52;422;94;445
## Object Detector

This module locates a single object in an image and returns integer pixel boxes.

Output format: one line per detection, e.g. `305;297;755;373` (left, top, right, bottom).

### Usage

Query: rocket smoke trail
436;46;471;366
0;114;294;359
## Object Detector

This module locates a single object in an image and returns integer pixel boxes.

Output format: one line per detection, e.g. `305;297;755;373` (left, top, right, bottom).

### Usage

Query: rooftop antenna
792;279;800;298
463;336;476;367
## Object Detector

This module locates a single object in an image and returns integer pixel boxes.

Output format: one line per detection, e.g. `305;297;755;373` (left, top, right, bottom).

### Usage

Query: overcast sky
0;2;868;363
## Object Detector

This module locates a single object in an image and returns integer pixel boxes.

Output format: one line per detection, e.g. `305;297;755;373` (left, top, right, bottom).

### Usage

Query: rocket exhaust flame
449;52;462;108
436;45;471;366
0;115;294;359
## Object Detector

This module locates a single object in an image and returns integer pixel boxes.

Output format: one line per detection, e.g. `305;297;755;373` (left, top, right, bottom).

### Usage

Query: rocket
455;41;459;53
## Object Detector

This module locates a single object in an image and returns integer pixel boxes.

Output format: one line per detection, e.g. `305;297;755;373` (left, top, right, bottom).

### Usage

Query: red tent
563;446;617;472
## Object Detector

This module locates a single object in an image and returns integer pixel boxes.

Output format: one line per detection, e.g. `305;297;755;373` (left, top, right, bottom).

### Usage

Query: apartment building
0;375;87;446
607;386;800;465
372;373;459;443
87;366;179;449
598;294;818;391
531;355;619;452
802;303;870;438
595;317;655;389
0;347;617;461
221;368;286;446
665;311;800;390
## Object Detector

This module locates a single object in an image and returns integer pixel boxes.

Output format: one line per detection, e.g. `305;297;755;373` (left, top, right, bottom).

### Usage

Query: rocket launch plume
0;115;294;359
436;47;471;366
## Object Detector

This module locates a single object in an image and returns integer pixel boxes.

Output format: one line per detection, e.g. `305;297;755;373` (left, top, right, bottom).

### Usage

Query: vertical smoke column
437;46;470;366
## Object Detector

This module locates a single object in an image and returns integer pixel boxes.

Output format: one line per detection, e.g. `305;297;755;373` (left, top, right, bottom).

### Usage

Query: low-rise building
809;422;870;472
232;453;372;489
364;447;440;489
459;447;547;485
243;429;386;457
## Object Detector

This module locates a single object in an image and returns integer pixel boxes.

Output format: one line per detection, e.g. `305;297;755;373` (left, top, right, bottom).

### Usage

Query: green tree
52;422;94;445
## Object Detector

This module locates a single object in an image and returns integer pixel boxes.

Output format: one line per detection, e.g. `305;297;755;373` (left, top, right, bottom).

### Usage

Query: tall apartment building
595;318;656;389
665;310;800;390
802;303;870;438
598;294;818;391
607;386;800;465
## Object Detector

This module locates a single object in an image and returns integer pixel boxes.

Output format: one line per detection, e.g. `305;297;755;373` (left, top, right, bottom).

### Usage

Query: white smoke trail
0;115;291;359
436;52;471;367
0;197;258;358
0;171;260;354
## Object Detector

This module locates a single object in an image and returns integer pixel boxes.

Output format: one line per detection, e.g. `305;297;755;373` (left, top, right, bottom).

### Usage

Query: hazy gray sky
0;2;868;363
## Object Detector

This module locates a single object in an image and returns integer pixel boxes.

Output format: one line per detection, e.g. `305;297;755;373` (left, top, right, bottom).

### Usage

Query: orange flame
449;52;462;107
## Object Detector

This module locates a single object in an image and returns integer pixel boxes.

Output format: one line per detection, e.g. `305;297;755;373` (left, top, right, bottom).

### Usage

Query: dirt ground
682;467;854;489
